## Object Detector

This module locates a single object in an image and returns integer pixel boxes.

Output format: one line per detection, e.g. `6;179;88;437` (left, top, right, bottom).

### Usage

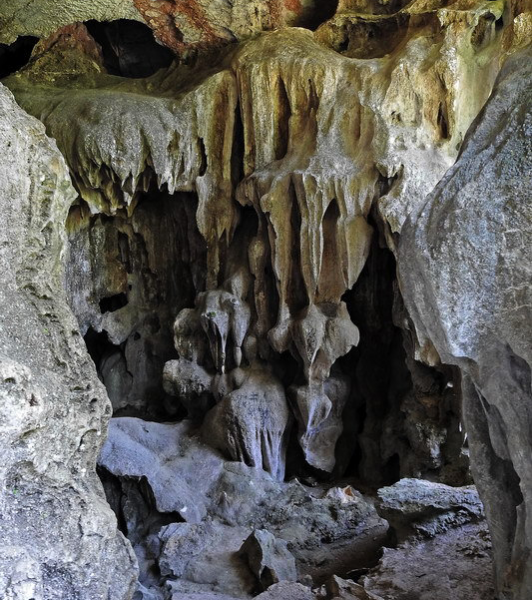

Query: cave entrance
84;19;175;78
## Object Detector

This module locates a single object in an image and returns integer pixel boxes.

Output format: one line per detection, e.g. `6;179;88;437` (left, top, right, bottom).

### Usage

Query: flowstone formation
0;0;531;599
4;0;517;483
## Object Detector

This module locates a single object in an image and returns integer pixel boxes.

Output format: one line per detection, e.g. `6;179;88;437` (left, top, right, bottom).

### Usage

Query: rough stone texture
376;478;484;541
1;2;531;598
132;0;339;57
66;190;206;419
0;0;142;44
399;48;532;600
363;522;495;600
239;529;298;591
254;581;316;600
322;576;384;600
99;417;224;523
0;84;137;599
98;416;383;598
4;0;512;480
202;363;291;480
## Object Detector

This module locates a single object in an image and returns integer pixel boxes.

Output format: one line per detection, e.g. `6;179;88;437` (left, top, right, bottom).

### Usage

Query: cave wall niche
84;19;175;78
65;190;206;419
0;36;38;78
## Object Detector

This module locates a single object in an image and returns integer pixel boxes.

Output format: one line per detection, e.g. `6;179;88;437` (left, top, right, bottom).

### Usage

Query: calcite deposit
0;0;530;599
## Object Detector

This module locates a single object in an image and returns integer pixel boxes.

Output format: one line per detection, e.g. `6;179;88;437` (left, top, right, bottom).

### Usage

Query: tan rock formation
4;0;522;476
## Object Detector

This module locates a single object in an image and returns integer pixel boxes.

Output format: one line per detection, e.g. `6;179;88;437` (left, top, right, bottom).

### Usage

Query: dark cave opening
298;1;340;31
0;36;38;78
337;213;465;488
84;19;175;78
99;292;129;314
84;327;116;367
67;190;206;420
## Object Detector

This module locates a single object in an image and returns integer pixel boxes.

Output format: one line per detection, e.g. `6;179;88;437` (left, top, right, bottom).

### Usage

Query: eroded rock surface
239;529;298;591
400;48;532;600
4;0;516;480
363;522;495;600
0;0;530;598
376;478;483;541
98;416;384;598
0;84;136;599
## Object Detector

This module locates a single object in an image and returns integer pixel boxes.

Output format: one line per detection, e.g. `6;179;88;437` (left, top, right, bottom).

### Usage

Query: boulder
376;478;483;541
239;529;298;591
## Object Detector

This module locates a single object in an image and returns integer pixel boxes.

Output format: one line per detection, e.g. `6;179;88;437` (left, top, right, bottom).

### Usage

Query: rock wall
399;48;532;600
0;84;137;599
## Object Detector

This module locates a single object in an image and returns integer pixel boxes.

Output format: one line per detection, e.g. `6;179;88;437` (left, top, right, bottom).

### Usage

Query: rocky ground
99;416;494;600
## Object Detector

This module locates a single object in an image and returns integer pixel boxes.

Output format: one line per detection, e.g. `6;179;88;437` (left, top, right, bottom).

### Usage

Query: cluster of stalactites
3;0;516;478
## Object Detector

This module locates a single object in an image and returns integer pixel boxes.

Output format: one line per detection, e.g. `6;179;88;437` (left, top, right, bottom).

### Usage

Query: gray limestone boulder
255;581;316;600
0;83;137;599
99;417;225;523
362;522;494;600
239;529;298;591
202;365;290;480
158;522;212;578
376;478;483;541
399;48;532;600
323;576;384;600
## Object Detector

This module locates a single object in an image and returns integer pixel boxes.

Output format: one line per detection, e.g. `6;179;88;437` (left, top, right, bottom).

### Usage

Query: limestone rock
163;358;214;419
239;529;298;591
98;415;383;596
202;364;291;480
3;6;513;476
158;522;212;578
99;417;225;522
323;575;384;600
399;48;532;599
290;372;351;473
376;478;483;542
0;1;142;44
255;581;316;599
197;289;251;373
132;0;338;56
0;83;137;599
171;594;243;600
363;523;494;600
